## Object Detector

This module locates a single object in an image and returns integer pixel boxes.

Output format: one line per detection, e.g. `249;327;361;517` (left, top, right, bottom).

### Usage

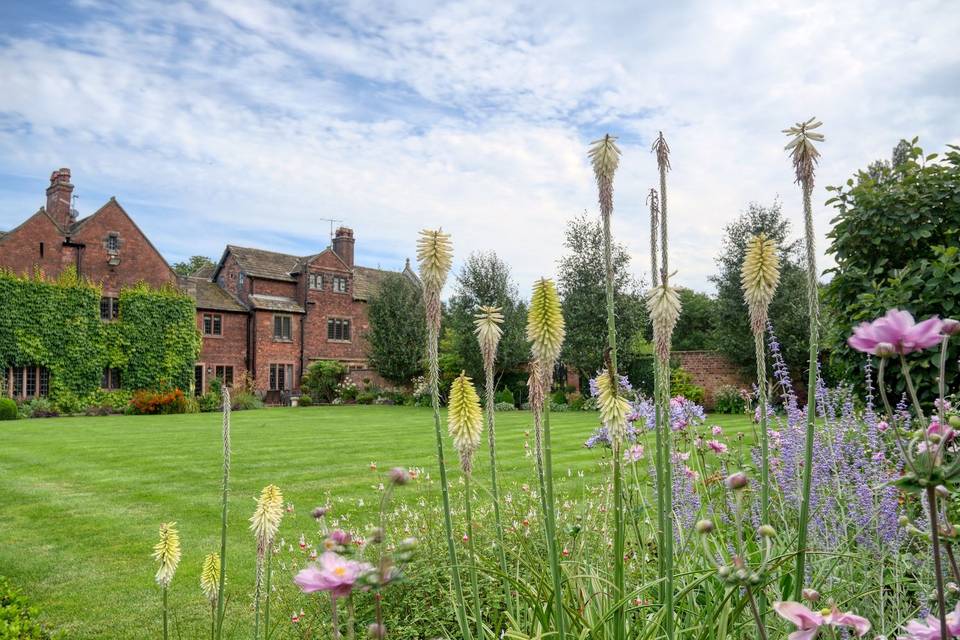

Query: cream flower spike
527;278;565;367
474;305;504;368
783;117;825;185
153;521;182;588
645;284;682;362
741;234;781;334
416;229;453;291
200;552;221;604
448;372;483;474
596;369;631;445
250;484;284;547
588;134;621;180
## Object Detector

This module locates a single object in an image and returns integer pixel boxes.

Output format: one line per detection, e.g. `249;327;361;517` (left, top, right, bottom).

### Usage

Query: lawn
0;405;753;639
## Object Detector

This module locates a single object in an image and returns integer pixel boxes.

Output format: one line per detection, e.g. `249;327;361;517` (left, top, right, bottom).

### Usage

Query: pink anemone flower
898;602;960;639
848;309;943;356
294;551;369;598
773;601;870;640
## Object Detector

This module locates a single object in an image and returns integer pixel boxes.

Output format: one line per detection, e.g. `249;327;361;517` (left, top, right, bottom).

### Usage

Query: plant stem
927;485;949;638
464;474;483;638
794;179;818;601
484;362;512;614
264;548;272;639
346;595;356;640
947;543;960;584
755;331;770;625
542;400;566;639
215;387;231;639
746;587;769;640
210;603;215;640
331;595;340;640
659;360;675;640
428;323;473;640
162;586;168;640
653;370;666;602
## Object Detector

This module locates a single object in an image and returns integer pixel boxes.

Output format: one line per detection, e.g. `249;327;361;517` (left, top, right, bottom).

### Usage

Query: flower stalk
251;484;284;640
153;521;181;640
215;386;231;639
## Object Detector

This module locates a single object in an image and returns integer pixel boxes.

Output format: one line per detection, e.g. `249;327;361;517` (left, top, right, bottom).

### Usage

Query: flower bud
312;506;329;520
949;582;960;594
936;485;950;498
389;467;410;486
717;565;731;578
802;588;820;603
367;622;387;639
695;519;715;534
898;515;910;526
875;342;896;358
758;524;776;538
725;472;749;491
368;527;385;544
943;319;960;336
951;415;960;429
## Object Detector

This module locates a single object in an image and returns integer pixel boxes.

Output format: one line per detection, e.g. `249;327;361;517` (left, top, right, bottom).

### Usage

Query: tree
366;273;426;385
557;212;647;383
825;140;960;400
443;252;528;386
709;201;810;379
671;289;717;351
172;255;215;277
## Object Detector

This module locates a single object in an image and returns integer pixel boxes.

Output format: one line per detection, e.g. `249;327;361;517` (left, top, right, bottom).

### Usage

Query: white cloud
0;0;957;295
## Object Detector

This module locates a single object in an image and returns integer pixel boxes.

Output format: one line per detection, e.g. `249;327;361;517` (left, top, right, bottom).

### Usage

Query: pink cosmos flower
707;439;728;454
898;602;960;639
294;551;369;598
927;418;955;443
624;444;644;463
877;420;889;433
848;309;943;356
711;425;723;436
773;601;870;639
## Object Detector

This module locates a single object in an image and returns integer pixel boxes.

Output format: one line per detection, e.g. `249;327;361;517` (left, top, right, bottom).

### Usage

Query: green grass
0;405;753;639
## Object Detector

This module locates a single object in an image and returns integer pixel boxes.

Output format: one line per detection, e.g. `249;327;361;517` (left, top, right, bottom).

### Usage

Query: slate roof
248;294;305;313
352;266;392;301
192;263;215;278
0;231;6;240
225;245;300;281
180;276;247;312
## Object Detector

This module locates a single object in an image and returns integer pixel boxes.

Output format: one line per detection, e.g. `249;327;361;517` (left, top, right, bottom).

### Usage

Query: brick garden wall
673;350;750;409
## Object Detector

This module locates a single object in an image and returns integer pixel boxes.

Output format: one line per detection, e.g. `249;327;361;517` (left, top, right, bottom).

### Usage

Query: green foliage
23;398;58;418
0;399;16;421
230;391;263;411
714;384;747;414
198;391;222;412
825;140;960;398
366;273;427;385
557;213;647;380
671;289;718;351
297;393;313;407
494;401;516;411
669;367;705;405
709;201;811;379
0;577;51;639
494;388;515;405
171;255;215;277
356;391;376;405
551;389;567;405
443;251;529;383
301;360;346;403
568;392;585;411
0;271;200;400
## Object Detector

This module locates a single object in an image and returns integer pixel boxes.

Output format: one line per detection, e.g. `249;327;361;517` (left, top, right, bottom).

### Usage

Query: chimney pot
45;167;75;230
332;226;355;267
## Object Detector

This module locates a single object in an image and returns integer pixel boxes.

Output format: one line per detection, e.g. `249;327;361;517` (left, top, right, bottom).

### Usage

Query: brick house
1;168;417;401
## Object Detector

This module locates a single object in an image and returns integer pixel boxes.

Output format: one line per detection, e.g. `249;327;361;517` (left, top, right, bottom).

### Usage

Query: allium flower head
596;369;631;445
416;229;453;292
527;278;565;367
740;233;781;334
474;305;504;371
250;484;285;548
448;372;483;474
200;552;220;604
152;522;181;588
645;284;681;361
847;309;943;356
783;117;824;186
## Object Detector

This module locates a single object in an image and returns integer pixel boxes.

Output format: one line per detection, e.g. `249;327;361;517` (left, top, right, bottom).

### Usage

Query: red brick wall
251;309;301;392
0;211;69;277
251;277;297;298
216;254;248;303
673;350;750;409
302;252;371;363
196;310;248;392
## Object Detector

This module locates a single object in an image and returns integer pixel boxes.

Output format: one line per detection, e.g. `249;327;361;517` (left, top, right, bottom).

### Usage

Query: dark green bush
551;389;567;405
713;385;746;414
494;388;515;405
0;399;16;421
670;367;705;405
198;391;222;412
0;576;52;639
301;360;346;403
494;401;516;411
297;394;313;407
231;391;263;411
356;391;376;405
568;392;585;411
24;398;58;419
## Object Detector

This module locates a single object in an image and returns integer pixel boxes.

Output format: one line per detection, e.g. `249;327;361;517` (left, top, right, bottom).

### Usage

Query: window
195;365;204;396
101;368;121;390
100;297;119;321
332;276;348;293
39;242;44;258
309;273;323;290
327;318;351;341
269;363;294;391
106;234;120;253
273;315;292;340
237;272;244;295
203;313;223;336
214;365;234;386
8;366;49;398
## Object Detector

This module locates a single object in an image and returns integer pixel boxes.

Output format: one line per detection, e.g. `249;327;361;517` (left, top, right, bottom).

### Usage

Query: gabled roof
220;245;300;282
192;263;215;278
248;294;305;313
352;260;421;301
179;276;248;312
72;198;178;278
0;208;60;245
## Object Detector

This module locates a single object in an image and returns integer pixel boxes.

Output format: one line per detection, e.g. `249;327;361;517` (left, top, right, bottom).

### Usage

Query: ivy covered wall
0;269;201;401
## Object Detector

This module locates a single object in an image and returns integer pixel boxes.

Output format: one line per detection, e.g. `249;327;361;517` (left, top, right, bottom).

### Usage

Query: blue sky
1;0;957;293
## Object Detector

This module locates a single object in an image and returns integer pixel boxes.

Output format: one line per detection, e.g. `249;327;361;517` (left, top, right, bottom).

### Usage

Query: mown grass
0;405;754;639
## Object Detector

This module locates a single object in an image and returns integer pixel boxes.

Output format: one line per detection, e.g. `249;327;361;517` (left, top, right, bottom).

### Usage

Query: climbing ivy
0;269;201;403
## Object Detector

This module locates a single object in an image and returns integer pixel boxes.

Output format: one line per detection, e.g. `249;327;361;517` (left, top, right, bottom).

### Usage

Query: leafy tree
671;289;717;351
443;251;528;386
301;360;345;402
366;273;426;385
557;212;647;382
824;140;960;399
710;201;811;378
172;255;215;277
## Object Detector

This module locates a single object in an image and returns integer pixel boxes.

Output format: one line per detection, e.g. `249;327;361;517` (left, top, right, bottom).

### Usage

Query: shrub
568;392;585;411
336;380;359;403
494;388;515;405
549;401;569;412
25;398;59;418
551;389;568;405
231;390;263;411
0;399;16;421
356;391;377;405
714;385;747;414
50;389;84;415
198;391;222;412
82;389;133;415
580;395;599;411
670;367;706;406
374;395;395;405
297;394;313;407
0;576;52;639
302;360;346;403
128;389;187;415
494;401;516;411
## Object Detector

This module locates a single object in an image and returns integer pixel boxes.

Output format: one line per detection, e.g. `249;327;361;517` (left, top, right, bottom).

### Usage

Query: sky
0;0;957;295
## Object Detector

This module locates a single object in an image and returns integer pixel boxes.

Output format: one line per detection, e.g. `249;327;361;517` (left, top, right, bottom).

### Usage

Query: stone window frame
202;313;223;337
100;296;119;321
101;367;121;390
214;364;234;387
331;275;349;294
7;365;49;398
309;273;324;290
326;316;352;342
269;362;294;391
273;314;293;342
105;232;121;254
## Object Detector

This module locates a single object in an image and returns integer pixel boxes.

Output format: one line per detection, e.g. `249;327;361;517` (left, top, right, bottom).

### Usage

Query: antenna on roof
317;218;343;241
70;194;79;222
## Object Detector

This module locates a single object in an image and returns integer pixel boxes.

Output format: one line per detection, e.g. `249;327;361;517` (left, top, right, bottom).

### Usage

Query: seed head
741;234;781;334
942;318;960;336
783;117;825;186
474;305;504;372
695;519;715;535
651;131;671;174
250;484;285;548
596;369;631;445
448;372;483;474
758;524;777;538
388;467;410;486
527;278;565;367
416;229;453;292
200;552;221;604
152;521;181;588
725;472;749;491
645;284;681;362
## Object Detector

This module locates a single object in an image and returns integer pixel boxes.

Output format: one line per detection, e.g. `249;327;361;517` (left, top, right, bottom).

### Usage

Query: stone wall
673;350;750;409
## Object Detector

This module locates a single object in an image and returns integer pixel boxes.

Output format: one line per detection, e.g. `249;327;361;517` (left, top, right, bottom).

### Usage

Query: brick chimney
332;226;355;267
45;168;75;230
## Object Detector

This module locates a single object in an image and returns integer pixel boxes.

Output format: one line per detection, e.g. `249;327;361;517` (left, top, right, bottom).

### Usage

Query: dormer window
332;276;348;293
106;233;120;253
